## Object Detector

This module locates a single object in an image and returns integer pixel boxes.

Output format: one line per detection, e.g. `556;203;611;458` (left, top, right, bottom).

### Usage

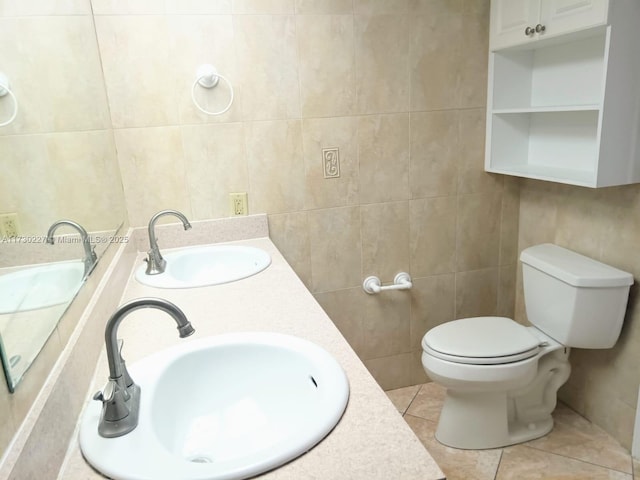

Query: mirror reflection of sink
80;332;349;480
0;261;85;314
134;245;271;289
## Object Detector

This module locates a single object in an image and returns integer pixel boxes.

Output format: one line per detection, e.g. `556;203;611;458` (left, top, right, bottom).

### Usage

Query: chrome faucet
93;297;195;438
46;219;97;277
145;209;192;275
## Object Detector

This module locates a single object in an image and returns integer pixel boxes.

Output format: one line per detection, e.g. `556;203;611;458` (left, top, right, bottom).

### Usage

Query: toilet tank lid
520;244;634;288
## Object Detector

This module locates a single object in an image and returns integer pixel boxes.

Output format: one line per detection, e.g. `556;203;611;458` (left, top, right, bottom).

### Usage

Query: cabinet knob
525;26;535;36
535;23;546;33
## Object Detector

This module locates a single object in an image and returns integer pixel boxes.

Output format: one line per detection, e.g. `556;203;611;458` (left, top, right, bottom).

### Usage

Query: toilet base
435;389;554;450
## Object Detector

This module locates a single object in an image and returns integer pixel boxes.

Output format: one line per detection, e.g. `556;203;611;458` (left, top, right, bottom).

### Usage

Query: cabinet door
540;0;609;38
490;0;540;50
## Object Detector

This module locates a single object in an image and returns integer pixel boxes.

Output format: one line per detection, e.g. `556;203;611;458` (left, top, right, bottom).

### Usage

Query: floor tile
496;445;632;479
405;381;446;422
525;403;632;474
391;383;635;480
385;384;420;414
404;414;502;480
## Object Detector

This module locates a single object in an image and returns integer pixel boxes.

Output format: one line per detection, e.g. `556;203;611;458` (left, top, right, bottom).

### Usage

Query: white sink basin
0;261;85;314
134;245;271;289
79;332;349;480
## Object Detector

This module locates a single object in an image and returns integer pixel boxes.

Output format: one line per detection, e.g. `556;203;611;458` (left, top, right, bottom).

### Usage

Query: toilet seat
422;317;542;365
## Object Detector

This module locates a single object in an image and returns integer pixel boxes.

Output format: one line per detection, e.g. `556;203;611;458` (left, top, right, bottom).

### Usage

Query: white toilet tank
520;244;633;349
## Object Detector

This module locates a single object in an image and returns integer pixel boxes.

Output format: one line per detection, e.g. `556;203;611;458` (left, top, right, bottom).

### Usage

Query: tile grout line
520;444;634;477
401;383;424;417
493;449;504;480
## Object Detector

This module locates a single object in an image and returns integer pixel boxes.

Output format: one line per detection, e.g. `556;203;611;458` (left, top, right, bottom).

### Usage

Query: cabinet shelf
492;105;600;114
488;110;599;184
491;33;606;111
485;0;640;188
486;164;595;187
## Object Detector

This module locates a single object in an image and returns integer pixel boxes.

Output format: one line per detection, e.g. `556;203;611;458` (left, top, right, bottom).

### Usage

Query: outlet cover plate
0;212;20;238
229;192;248;216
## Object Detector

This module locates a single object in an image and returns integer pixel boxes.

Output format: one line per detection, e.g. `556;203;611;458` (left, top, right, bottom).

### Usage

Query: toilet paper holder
362;272;412;295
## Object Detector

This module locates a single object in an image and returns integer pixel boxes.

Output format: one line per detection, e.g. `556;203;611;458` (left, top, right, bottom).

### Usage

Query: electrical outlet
229;192;248;216
0;213;20;238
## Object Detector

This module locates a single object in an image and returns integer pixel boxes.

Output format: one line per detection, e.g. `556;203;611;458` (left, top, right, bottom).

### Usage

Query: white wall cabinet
490;0;609;51
485;0;640;187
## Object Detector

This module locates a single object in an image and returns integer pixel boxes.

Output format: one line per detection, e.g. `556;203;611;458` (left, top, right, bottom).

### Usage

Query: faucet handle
93;379;117;403
93;378;133;425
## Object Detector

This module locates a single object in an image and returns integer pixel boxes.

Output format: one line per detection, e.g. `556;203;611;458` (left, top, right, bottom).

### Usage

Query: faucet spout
47;219;97;277
97;297;195;438
145;209;192;275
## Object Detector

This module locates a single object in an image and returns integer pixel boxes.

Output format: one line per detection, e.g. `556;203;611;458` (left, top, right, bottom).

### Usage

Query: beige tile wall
516;180;640;450
91;0;521;392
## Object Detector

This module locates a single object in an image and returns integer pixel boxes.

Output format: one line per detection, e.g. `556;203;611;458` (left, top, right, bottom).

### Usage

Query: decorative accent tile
302;117;358;209
322;147;340;179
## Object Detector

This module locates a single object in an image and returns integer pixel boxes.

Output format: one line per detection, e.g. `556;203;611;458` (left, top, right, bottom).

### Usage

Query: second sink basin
135;245;271;289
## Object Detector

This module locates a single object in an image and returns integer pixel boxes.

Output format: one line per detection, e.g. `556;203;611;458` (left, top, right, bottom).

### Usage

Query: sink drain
187;455;214;464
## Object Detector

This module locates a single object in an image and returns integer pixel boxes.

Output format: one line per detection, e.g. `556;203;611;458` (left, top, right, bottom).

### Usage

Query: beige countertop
60;237;444;480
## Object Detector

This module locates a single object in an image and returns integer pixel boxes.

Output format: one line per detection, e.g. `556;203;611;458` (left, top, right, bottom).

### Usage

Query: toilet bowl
421;244;633;450
422;316;570;449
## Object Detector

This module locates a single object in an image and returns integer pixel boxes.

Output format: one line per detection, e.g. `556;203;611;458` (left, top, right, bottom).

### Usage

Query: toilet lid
423;317;542;365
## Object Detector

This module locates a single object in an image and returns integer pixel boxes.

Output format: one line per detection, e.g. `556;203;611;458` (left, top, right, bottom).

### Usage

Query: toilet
421;243;633;450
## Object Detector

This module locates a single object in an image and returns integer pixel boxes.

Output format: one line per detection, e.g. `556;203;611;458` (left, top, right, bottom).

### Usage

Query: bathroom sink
0;261;85;314
79;332;350;480
134;245;271;289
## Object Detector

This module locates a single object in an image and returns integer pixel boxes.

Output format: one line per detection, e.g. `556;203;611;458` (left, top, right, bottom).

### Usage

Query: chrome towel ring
191;64;234;116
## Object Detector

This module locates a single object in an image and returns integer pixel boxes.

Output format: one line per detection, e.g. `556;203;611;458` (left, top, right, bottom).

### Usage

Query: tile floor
386;382;640;480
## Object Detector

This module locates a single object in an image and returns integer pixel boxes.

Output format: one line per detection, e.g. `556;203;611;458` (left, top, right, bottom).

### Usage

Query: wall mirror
0;1;126;391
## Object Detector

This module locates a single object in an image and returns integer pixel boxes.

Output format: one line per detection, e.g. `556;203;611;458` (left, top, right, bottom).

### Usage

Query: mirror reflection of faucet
93;298;195;438
144;210;192;275
46;219;98;277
